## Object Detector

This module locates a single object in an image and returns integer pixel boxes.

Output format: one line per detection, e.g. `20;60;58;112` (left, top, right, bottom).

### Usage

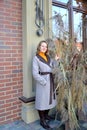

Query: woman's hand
55;54;60;61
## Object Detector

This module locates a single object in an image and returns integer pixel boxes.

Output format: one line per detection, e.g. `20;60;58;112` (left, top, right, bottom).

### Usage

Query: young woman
32;40;58;129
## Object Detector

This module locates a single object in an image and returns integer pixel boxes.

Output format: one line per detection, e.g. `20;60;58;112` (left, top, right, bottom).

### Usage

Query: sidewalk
0;119;62;130
0;119;87;130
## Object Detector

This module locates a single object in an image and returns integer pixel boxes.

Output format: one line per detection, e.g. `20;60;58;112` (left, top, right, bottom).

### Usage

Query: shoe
40;120;50;129
38;110;51;129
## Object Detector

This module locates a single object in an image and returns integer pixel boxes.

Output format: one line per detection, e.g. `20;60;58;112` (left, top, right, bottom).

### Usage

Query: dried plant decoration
46;11;87;130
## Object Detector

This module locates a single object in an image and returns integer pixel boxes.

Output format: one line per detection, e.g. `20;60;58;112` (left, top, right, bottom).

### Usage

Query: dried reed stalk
47;38;87;130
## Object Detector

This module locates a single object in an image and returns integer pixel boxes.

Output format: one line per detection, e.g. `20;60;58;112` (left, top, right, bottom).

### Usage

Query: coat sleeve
32;57;47;86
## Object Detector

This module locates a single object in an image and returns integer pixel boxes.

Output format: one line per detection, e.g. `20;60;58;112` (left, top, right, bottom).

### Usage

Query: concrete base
21;102;39;124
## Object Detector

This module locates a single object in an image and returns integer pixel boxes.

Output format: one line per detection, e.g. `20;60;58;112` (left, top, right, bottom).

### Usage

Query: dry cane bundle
47;38;87;130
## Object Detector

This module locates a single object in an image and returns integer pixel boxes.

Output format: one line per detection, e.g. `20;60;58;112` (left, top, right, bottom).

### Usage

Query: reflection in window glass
55;0;68;3
73;0;78;6
73;0;81;7
74;12;83;42
52;6;69;39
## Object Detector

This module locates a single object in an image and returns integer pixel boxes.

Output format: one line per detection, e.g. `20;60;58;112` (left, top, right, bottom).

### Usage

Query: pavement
0;119;87;130
0;119;63;130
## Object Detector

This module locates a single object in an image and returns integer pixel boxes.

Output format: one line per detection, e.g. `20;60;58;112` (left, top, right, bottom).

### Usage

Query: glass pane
52;6;69;39
73;0;80;6
55;0;68;3
73;0;87;11
83;15;87;50
74;11;83;42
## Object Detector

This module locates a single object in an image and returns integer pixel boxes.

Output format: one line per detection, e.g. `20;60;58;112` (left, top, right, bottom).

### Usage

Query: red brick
5;66;17;70
0;84;4;87
12;93;22;97
6;82;17;86
6;90;17;95
5;50;17;53
0;103;12;109
0;50;4;53
0;111;11;117
12;100;20;106
5;74;17;78
13;108;21;114
0;92;5;96
0;62;11;66
12;117;21;122
0;117;5;122
0;71;11;75
3;20;11;25
0;58;4;61
0;79;11;83
6;98;17;103
0;95;12;101
18;89;22;93
0;87;11;92
12;85;22;89
0;75;4;79
0;120;12;125
0;54;11;57
6;106;17;111
5;58;17;61
0;0;23;125
0;109;5;113
12;77;22;81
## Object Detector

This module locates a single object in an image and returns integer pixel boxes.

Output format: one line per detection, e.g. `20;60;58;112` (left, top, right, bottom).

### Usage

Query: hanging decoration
35;0;44;36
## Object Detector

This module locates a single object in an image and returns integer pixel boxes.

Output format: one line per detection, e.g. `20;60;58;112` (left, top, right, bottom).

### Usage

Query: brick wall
0;0;23;125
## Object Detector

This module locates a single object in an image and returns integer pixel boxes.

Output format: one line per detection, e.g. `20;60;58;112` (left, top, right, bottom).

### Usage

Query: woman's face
40;42;47;53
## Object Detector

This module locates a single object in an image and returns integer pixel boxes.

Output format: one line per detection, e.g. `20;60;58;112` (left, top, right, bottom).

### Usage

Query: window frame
52;0;87;50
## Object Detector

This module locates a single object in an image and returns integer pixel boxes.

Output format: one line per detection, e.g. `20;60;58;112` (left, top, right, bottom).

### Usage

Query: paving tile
0;128;8;130
0;125;5;129
14;126;27;130
82;122;87;128
29;120;44;130
22;123;31;129
0;120;62;130
0;119;87;130
48;120;61;128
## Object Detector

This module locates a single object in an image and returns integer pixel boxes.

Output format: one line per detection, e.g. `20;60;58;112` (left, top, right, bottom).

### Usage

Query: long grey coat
32;54;57;110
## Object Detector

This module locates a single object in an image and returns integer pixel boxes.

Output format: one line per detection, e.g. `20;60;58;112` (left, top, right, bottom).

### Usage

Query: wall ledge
19;96;35;103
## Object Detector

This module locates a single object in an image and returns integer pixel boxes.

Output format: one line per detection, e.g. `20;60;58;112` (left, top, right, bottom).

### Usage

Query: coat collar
36;54;51;67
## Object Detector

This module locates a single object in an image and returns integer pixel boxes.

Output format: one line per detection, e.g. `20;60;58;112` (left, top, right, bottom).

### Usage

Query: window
54;0;68;3
52;0;87;50
52;6;68;39
73;11;83;42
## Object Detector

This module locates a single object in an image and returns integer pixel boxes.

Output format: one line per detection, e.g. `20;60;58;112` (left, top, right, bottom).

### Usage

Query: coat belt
39;71;55;104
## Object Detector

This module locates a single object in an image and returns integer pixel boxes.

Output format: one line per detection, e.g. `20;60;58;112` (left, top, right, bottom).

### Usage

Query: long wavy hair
36;40;48;55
